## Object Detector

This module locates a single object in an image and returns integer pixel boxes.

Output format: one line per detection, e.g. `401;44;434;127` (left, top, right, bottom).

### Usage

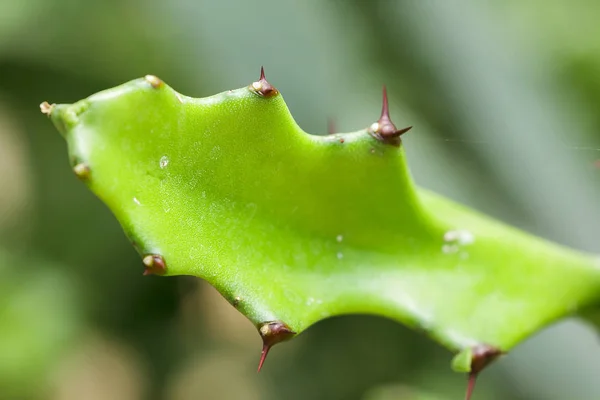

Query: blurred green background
1;1;600;399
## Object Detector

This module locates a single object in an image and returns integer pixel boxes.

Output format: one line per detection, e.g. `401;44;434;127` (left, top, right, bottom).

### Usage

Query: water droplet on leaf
159;156;169;169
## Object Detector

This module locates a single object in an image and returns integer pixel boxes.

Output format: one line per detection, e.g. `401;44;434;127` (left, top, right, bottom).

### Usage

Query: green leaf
41;73;600;375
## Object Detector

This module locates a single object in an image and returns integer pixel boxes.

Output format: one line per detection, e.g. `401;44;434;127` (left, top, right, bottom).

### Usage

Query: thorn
257;343;270;372
256;321;295;372
593;159;600;169
250;66;279;97
40;101;54;116
145;75;163;89
328;118;336;134
463;344;503;400
395;126;413;135
142;254;167;276
380;85;390;121
368;86;413;146
73;163;91;180
260;66;266;81
465;373;477;400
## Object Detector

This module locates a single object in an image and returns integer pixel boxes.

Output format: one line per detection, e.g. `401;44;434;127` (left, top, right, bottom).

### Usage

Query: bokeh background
1;1;600;399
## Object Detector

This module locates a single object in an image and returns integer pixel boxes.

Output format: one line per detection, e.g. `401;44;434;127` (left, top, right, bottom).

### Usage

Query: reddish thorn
380;85;390;122
256;321;295;372
593;159;600;169
462;344;503;400
251;66;279;97
465;373;477;400
257;343;271;372
369;86;412;146
328;117;336;134
142;254;167;276
396;126;413;135
471;344;503;373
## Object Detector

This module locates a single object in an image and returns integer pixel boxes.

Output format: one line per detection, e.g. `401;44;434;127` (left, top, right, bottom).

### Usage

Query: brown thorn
257;343;270;372
328;117;336;135
471;344;503;374
465;373;477;400
395;126;413;136
256;321;295;372
369;86;413;146
250;66;279;97
142;254;167;276
260;66;266;81
463;344;503;400
380;85;390;121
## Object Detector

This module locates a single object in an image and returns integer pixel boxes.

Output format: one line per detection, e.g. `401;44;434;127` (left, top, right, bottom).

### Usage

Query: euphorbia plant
41;68;600;399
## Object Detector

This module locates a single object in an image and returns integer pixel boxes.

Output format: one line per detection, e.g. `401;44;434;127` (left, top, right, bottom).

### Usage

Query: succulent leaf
42;72;600;386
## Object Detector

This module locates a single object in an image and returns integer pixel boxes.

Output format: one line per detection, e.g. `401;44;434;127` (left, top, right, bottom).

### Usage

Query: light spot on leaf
159;156;169;169
444;230;475;246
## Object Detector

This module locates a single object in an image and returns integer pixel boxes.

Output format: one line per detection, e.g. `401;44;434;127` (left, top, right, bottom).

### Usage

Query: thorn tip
465;373;477;400
257;344;270;372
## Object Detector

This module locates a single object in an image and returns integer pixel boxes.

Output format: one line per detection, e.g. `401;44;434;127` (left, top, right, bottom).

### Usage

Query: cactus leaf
42;72;600;383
